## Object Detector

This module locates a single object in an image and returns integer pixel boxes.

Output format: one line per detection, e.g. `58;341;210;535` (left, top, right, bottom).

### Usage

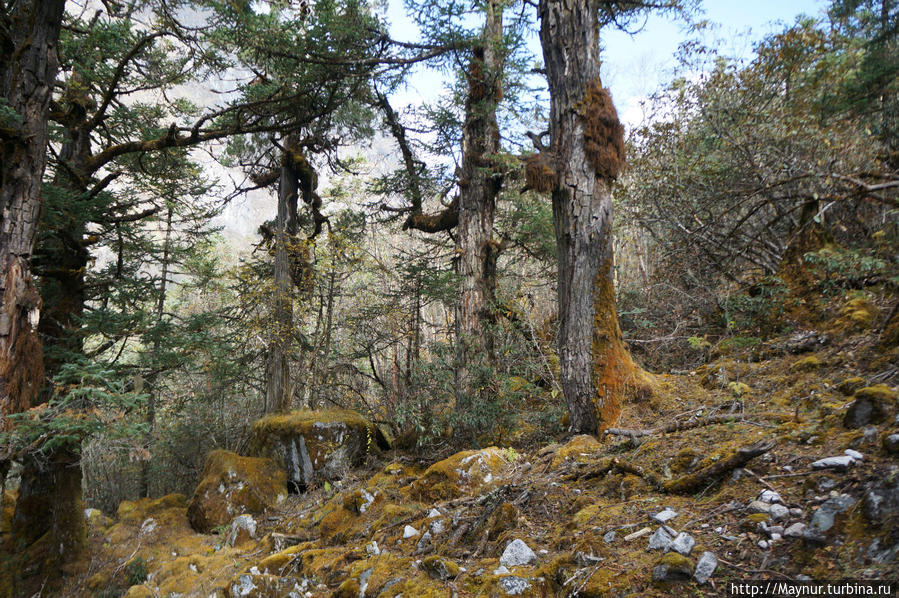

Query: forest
0;0;897;596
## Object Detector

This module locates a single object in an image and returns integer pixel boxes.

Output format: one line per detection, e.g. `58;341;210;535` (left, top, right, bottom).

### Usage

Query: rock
247;409;389;492
770;533;782;541
769;504;790;521
187;450;286;533
855;384;898;403
766;525;784;537
845;389;890;428
403;525;418;539
430;519;445;536
845;449;864;461
883;433;899;454
550;435;602;469
226;572;308;597
411;447;510;501
648;527;674;551
603;530;616;543
652;552;693;582
790;508;804;518
862;482;899;522
758;490;783;504
228;514;257;546
652;507;678;523
494;566;510;575
810;494;857;533
623;527;651;541
421;556;460;580
811;455;855;471
693;552;718;584
416;530;432;552
500;539;537;568
758;540;770;549
428;508;442;518
499;576;532;595
784;331;826;354
747;500;772;514
365;541;380;556
84;508;113;529
667;532;695;556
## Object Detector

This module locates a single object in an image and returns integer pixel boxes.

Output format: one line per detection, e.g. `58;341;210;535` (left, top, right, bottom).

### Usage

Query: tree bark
265;144;301;413
537;0;647;434
0;0;65;430
454;0;505;416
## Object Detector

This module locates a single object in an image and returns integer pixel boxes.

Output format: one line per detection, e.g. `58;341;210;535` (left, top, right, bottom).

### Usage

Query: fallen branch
568;440;776;495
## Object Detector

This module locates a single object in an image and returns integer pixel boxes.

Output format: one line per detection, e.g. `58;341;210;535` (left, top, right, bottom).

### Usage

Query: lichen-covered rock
421;555;460;580
187;450;287;533
248;409;388;492
791;355;823;372
652;552;693;582
845;385;894;428
410;447;509;501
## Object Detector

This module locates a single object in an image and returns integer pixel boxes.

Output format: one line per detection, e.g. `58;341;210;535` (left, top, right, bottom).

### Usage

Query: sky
387;0;830;128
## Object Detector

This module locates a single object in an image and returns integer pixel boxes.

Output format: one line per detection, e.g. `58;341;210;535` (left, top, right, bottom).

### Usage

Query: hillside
8;293;893;597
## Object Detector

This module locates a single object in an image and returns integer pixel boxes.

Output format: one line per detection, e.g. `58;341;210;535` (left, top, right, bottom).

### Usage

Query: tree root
566;439;775;494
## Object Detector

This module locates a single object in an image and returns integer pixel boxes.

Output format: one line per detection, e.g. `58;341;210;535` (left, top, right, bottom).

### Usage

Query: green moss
837;377;865;396
550;435;602;469
791;356;823;372
728;381;751;397
421;556;460;580
854;384;897;403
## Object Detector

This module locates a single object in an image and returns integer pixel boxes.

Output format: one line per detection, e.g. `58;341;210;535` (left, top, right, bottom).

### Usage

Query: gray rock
844;396;888;428
758;490;783;504
403;525;419;539
416;531;432;552
766;525;785;536
648;526;674;551
862;482;899;522
758;540;769;549
499;576;531;595
883;433;899;455
693;552;718;584
784;331;826;354
500;539;537;568
668;532;695;556
652;507;678;523
747;500;772;514
790;508;805;518
493;566;510;575
769;503;790;521
430;519;445;536
365;541;380;556
603;530;616;543
652;556;693;582
811;456;855;471
428;508;442;518
810;494;857;533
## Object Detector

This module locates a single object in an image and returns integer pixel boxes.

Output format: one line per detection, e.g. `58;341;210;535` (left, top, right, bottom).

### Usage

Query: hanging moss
579;80;625;181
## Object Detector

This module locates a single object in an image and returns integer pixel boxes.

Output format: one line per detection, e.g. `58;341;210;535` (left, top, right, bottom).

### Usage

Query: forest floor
6;294;899;597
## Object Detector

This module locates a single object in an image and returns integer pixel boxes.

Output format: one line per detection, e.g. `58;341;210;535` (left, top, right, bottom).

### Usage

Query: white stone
140;518;157;535
784;523;807;538
428;508;442;519
430;519;445;536
844;449;864;461
812;456;855;470
668;532;695;556
758;540;769;549
693;551;718;584
500;539;537;568
403;525;419;539
747;500;772;514
493;565;510;575
758;490;783;504
652;507;678;523
366;541;380;556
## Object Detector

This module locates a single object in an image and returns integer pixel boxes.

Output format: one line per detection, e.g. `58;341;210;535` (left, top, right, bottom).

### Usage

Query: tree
0;0;65;476
533;0;687;434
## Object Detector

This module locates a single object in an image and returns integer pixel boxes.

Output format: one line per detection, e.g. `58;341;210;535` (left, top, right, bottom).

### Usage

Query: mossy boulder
837;377;866;396
186;450;287;533
550;434;602;469
410;447;509;501
844;385;896;428
652;552;693;582
247;409;388;492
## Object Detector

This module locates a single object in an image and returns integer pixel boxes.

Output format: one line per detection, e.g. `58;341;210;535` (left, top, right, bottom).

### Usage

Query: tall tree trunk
455;0;505;417
0;0;64;433
537;0;647;434
265;145;300;413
